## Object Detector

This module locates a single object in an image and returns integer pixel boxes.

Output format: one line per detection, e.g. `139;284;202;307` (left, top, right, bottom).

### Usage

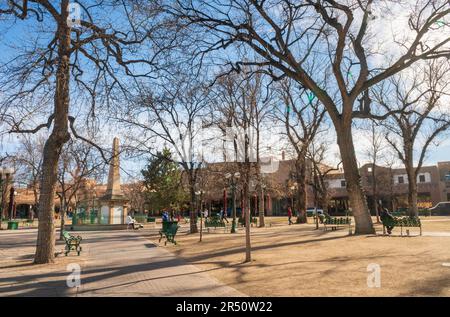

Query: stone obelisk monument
99;137;129;224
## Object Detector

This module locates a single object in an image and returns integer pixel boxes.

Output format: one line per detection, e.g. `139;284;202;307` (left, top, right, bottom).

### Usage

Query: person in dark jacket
380;207;394;234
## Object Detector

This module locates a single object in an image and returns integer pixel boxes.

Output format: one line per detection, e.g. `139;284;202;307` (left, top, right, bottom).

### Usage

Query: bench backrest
62;231;72;240
324;217;351;225
167;224;179;234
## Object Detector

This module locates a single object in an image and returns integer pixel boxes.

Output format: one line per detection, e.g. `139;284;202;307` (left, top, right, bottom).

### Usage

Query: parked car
306;208;324;217
428;202;450;215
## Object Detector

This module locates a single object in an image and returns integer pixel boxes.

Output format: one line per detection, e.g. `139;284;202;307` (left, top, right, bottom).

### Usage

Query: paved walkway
0;229;245;297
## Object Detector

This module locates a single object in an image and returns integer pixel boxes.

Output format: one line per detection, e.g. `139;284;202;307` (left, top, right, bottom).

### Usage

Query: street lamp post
195;189;205;242
225;172;240;233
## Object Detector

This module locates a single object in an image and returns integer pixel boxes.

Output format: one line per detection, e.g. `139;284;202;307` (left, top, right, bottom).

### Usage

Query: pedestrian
380;207;395;234
204;209;209;219
220;208;229;223
126;214;143;230
287;206;293;225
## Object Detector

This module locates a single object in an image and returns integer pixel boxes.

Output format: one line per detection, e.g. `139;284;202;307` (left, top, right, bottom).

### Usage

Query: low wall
65;224;128;231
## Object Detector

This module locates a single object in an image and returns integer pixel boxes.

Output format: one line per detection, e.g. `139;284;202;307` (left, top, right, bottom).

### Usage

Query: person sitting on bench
380;207;394;234
126;215;143;230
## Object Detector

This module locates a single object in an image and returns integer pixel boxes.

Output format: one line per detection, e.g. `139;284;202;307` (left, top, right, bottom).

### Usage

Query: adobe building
324;162;450;213
190;158;316;216
189;158;450;216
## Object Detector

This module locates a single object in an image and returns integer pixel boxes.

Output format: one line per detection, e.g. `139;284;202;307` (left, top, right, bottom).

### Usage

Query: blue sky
0;1;449;180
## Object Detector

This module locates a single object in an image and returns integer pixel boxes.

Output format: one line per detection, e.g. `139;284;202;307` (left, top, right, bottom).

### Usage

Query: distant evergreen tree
141;148;187;213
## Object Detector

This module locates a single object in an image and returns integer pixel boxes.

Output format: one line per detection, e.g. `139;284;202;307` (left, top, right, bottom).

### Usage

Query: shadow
0;261;36;270
0;253;238;296
400;271;450;296
0;228;367;297
169;232;352;266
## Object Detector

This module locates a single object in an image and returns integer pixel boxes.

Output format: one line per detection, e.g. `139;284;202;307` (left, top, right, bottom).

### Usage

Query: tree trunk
372;168;380;223
295;157;307;223
336;123;374;234
32;185;39;220
35;135;68;263
34;4;71;264
59;197;66;240
407;180;418;217
406;164;419;217
258;185;265;227
189;186;198;233
243;173;251;263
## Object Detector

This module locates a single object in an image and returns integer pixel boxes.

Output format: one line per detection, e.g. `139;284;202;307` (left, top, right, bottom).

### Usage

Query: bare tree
0;1;162;263
212;68;273;230
56;139;104;240
362;121;387;223
12;134;46;219
307;139;341;229
163;0;450;234
374;60;450;217
120;74;211;234
123;181;146;214
274;78;326;223
212;69;274;262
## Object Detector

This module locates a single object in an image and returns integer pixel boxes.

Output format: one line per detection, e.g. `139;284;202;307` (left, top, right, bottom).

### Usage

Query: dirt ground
155;216;450;296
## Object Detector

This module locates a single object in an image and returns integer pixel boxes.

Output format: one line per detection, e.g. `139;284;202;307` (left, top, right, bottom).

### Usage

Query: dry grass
157;216;450;296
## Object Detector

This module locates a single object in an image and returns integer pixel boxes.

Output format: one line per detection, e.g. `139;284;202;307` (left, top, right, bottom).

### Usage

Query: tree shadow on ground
170;232;352;265
0;254;241;296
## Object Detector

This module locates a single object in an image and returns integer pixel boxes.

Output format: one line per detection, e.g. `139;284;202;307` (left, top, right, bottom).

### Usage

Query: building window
419;175;426;183
444;173;450;181
341;180;346;187
398;176;404;184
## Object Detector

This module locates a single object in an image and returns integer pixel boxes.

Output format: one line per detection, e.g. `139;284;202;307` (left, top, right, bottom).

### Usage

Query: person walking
380;207;395;234
220;208;229;223
287;206;294;225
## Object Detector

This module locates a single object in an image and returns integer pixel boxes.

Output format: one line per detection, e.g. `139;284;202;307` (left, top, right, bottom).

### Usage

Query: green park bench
62;230;82;256
205;216;227;233
159;221;179;245
238;216;258;227
147;217;156;223
323;216;352;234
381;216;422;236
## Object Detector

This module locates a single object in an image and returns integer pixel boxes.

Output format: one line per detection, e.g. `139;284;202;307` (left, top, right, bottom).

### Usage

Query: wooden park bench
62;230;82;256
323;216;352;234
382;216;422;236
159;222;179;245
